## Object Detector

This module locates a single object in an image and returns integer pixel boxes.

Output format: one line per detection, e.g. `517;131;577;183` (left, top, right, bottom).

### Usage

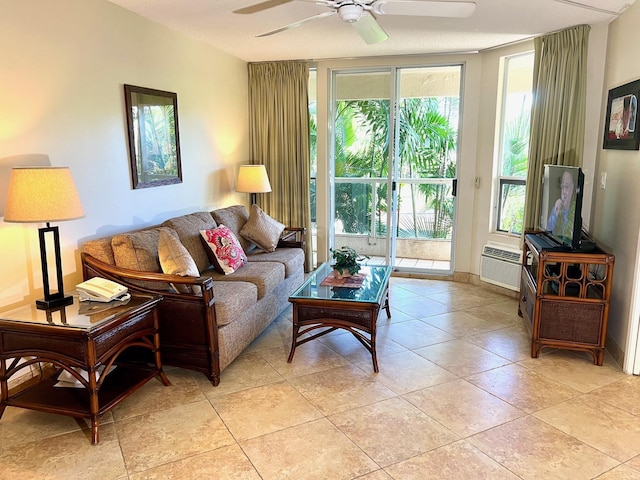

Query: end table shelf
0;294;170;444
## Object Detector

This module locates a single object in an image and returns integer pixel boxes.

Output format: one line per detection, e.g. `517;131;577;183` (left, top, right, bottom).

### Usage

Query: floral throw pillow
200;225;247;275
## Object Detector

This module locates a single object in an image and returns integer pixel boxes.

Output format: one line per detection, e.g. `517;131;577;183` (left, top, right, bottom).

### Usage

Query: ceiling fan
234;0;477;44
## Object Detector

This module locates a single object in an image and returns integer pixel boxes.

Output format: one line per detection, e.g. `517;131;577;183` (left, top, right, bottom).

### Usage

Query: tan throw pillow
158;229;199;277
240;204;285;253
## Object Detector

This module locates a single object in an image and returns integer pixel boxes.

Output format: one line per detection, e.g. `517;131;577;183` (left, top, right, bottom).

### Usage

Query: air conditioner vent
482;245;522;263
480;243;522;291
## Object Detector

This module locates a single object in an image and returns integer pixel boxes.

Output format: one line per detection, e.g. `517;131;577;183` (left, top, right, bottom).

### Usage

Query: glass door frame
328;64;462;274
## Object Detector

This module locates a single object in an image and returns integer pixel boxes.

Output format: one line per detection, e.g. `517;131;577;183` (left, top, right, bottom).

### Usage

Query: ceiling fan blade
257;11;336;37
352;13;389;44
372;0;476;17
234;0;294;15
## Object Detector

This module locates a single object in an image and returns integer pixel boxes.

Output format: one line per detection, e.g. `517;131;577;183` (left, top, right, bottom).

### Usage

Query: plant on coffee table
330;246;369;278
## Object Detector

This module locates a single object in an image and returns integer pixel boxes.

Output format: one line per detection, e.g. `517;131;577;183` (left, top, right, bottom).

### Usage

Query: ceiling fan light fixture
338;4;364;23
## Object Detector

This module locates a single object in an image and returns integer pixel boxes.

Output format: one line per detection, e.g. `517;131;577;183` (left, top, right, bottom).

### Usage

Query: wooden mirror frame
124;84;183;189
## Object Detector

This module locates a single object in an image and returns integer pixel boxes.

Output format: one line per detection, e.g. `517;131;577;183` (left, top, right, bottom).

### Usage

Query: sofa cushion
240;204;285;253
210;280;257;326
111;227;174;291
82;237;116;265
247;248;305;278
200;226;248;275
112;227;168;272
205;261;284;299
158;229;200;277
211;205;255;253
162;212;217;273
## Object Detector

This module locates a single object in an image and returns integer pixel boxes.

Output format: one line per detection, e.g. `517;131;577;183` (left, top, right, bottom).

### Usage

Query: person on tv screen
546;170;576;238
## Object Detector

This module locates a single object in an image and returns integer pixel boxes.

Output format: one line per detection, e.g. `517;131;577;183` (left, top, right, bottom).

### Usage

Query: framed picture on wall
603;79;640;150
124;84;183;189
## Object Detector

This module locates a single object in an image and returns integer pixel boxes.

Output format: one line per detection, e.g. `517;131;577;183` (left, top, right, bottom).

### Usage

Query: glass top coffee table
288;262;392;372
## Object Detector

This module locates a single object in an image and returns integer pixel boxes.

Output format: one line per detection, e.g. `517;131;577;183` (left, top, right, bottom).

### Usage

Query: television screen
539;165;584;249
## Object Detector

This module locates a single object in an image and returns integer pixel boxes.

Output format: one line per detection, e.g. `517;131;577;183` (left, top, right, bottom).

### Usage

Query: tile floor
1;277;640;479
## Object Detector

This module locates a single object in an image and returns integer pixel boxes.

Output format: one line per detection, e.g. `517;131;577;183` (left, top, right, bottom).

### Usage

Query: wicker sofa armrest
278;227;306;249
80;252;214;302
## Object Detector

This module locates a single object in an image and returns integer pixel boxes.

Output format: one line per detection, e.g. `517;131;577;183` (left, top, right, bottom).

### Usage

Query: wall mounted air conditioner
480;243;522;291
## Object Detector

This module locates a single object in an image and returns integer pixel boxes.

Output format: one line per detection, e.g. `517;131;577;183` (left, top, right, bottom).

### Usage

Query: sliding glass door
330;65;461;273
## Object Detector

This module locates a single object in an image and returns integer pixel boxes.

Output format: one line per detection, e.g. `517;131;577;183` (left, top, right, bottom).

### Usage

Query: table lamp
236;164;272;205
3;166;85;309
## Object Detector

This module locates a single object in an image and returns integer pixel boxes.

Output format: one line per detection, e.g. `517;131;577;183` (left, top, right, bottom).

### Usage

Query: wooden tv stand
518;232;615;365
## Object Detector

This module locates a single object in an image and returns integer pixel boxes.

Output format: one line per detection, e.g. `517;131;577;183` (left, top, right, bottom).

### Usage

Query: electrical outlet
600;172;607;189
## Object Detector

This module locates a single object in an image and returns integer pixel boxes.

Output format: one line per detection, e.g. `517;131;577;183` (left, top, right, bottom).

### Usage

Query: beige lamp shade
236;165;272;193
3;166;85;223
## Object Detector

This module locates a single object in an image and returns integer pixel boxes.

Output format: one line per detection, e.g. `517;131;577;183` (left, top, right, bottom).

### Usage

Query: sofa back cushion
211;205;255;253
111;227;176;290
112;227;168;272
82;237;116;265
162;212;217;272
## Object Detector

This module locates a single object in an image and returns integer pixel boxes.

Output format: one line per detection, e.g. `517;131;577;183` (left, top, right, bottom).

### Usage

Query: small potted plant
330;246;369;278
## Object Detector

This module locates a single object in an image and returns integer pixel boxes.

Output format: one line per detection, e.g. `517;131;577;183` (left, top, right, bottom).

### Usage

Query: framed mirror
124;84;182;189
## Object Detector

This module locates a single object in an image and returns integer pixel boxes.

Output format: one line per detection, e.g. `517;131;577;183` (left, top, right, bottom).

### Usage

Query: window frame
494;51;534;235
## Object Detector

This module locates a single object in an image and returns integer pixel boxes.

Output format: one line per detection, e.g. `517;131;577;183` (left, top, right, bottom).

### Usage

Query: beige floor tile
129;444;261;480
403;379;524;437
534;395;640;462
117;400;235;473
414;339;512;377
596;464;640;479
626;454;640;471
319;327;407;365
364;350;457;394
464;298;521;319
384;440;521;479
260;342;351;379
209;381;322;441
112;367;204;420
466;324;532;362
198;351;284;399
243;312;292;353
390;277;452;296
380;319;456;350
379;306;418;324
518;350;628;393
426;290;503;310
241;418;378;480
0;406;113;448
468;416;619;479
391;296;452;319
422;310;510;337
356;470;394;480
467;363;580;413
329;396;458;467
288;364;396;415
0;423;125;480
589;375;640;415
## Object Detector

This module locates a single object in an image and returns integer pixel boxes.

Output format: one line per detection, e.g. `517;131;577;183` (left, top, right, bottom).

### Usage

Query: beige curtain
523;25;590;233
248;61;312;271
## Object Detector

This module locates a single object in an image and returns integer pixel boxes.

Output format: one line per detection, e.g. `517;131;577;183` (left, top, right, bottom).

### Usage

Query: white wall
0;0;248;312
593;0;640;367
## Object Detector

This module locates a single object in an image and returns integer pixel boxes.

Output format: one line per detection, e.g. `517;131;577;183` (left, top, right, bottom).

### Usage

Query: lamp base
36;294;74;310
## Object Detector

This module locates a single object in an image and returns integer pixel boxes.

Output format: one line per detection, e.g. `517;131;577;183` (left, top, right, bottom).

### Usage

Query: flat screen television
539;165;584;249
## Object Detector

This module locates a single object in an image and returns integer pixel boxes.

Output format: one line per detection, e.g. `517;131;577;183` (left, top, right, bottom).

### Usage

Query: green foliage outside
332;97;457;239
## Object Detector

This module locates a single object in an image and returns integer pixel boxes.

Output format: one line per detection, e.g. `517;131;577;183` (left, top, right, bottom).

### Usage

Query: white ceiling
106;0;635;62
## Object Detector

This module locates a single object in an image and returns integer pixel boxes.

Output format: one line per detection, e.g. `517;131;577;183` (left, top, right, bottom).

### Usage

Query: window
495;52;534;234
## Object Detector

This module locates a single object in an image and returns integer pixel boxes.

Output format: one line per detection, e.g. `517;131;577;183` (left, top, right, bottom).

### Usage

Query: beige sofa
80;205;305;386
